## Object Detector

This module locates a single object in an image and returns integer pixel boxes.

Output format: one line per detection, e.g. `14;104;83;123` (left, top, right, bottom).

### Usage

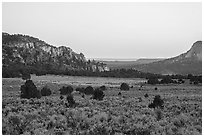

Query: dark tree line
2;65;202;85
147;75;202;85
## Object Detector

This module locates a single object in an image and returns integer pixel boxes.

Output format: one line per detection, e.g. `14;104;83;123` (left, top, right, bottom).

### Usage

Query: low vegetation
20;80;41;99
93;88;105;101
148;95;164;109
2;77;202;135
41;86;52;96
59;86;73;95
84;86;94;95
144;93;149;98
99;85;106;91
66;94;76;107
120;83;129;91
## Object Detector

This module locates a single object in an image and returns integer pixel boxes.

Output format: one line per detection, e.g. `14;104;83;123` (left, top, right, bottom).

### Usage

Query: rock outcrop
2;32;109;77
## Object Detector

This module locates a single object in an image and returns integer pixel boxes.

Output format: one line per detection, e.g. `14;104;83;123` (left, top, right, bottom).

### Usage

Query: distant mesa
133;41;202;75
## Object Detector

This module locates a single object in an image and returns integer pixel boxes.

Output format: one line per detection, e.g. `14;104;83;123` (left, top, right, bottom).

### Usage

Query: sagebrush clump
59;86;73;95
60;95;64;100
148;95;164;109
99;85;106;91
93;88;105;101
41;86;52;96
66;94;75;107
144;93;149;98
20;80;41;99
84;86;94;95
120;83;129;91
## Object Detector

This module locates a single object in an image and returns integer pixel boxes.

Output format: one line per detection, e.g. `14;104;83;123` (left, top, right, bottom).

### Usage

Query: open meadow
2;75;202;135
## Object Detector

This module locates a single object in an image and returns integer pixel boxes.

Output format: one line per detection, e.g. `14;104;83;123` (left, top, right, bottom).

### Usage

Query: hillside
133;41;202;75
2;32;108;77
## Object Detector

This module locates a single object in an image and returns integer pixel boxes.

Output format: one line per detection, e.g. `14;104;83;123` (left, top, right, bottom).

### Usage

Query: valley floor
2;75;202;135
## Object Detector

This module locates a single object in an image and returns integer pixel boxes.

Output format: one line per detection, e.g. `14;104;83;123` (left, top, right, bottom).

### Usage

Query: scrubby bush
120;83;129;91
20;80;41;99
84;86;94;95
59;86;73;95
66;94;75;107
155;87;158;90
93;88;105;101
118;92;122;96
138;97;142;102
99;85;106;91
144;93;149;98
41;86;52;96
148;95;164;109
60;95;64;100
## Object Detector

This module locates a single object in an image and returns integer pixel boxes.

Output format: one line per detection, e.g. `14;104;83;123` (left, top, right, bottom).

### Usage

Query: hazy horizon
3;2;202;59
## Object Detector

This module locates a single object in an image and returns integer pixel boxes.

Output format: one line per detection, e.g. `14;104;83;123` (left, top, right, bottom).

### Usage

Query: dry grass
2;75;202;135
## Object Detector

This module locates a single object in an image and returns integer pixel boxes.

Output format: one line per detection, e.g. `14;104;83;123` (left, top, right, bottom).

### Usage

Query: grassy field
2;75;202;135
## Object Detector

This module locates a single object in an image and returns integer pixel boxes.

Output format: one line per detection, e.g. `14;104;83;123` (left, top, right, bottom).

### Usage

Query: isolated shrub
99;85;106;91
148;95;164;109
84;86;94;95
138;97;142;102
144;93;149;98
118;92;122;96
41;86;52;96
66;94;75;107
60;95;64;100
59;86;73;95
93;88;105;101
155;87;158;90
20;80;41;99
120;83;129;91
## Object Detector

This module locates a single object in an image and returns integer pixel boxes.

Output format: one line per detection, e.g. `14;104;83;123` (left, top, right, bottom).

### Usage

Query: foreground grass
2;77;202;135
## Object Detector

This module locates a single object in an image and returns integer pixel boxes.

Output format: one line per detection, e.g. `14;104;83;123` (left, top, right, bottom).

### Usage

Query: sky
2;2;202;59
